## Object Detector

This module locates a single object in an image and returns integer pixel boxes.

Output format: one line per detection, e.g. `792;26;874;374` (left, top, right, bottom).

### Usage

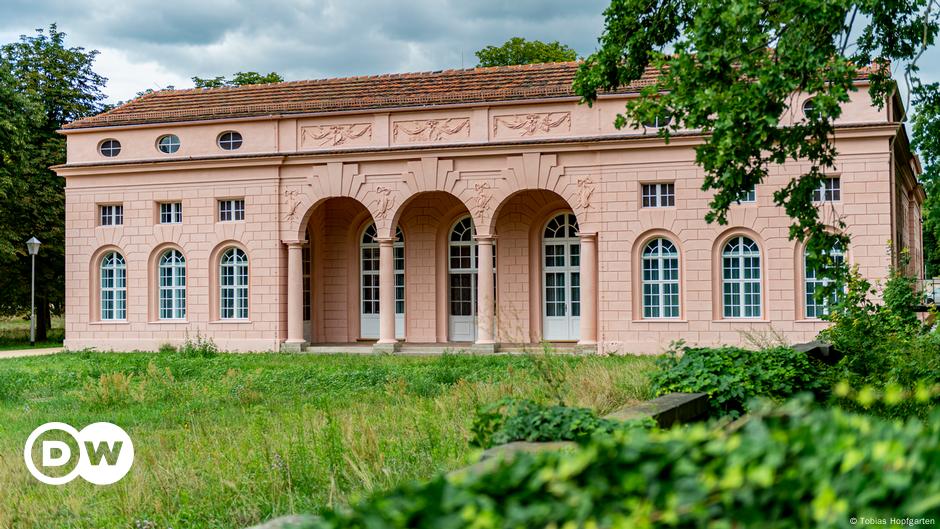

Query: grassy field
0;350;656;529
0;316;64;351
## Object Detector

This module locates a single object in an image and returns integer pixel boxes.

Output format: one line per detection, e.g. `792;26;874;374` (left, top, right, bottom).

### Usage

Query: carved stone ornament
469;182;493;217
493;112;571;137
576;177;596;210
393;118;470;142
301;123;372;146
371;186;395;220
283;189;303;221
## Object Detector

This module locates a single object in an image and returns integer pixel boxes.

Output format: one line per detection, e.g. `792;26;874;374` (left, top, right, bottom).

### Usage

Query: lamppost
26;237;41;346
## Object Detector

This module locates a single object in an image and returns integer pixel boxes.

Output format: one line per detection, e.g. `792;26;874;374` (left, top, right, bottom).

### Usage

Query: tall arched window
360;223;404;339
642;238;680;318
805;243;845;318
722;236;761;318
449;216;478;341
158;249;186;320
542;212;580;340
220;247;248;319
100;251;127;321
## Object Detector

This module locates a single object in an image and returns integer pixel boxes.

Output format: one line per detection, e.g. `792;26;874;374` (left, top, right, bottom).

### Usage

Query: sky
0;0;609;103
0;1;937;105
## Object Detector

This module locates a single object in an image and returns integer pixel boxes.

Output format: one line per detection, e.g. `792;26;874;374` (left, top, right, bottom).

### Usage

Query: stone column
283;241;307;352
375;237;399;352
474;236;497;352
578;232;598;349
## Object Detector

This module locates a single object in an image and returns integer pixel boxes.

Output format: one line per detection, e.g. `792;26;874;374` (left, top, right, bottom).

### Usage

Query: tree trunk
36;292;48;342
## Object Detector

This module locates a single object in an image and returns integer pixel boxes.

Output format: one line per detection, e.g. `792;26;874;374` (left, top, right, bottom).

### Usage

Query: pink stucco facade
56;65;924;353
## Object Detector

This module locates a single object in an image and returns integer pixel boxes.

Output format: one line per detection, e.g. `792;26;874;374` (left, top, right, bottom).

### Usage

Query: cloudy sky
0;0;609;103
1;0;937;105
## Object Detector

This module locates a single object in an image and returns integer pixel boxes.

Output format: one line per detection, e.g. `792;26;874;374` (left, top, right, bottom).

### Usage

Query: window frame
219;247;249;320
641;183;676;208
721;235;763;319
98;139;122;158
159;202;183;224
217;131;243;151
804;243;845;319
641;238;681;319
99;204;124;227
99;251;127;321
156;134;181;154
812;177;841;202
218;199;246;222
158;249;186;320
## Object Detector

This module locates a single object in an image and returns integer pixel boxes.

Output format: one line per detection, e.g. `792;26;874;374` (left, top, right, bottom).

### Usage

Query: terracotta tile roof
65;62;659;130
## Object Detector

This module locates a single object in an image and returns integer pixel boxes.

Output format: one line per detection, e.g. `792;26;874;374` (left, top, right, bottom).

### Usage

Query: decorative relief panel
301;123;372;147
492;112;571;138
282;189;304;221
392;118;470;143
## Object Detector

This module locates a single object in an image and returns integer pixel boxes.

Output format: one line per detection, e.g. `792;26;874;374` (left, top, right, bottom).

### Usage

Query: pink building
55;62;924;354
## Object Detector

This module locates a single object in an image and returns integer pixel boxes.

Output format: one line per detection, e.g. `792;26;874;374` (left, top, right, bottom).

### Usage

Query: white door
448;217;477;341
542;213;581;341
360;224;405;340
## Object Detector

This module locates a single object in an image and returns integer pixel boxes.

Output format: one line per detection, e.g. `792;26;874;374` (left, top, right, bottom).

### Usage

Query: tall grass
0;351;655;529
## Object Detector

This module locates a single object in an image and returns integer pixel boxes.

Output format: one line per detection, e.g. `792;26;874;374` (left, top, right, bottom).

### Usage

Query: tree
912;81;940;276
475;37;578;67
192;71;284;88
0;24;107;339
573;0;939;280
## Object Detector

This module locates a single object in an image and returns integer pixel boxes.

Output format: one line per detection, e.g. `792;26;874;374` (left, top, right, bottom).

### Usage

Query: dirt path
0;347;64;359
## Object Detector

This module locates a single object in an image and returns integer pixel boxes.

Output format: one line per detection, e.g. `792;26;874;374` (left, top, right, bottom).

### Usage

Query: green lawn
0;350;656;529
0;316;64;350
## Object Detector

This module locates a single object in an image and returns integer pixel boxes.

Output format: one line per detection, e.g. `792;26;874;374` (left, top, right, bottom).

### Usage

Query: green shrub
649;343;824;418
470;398;644;448
158;342;177;354
306;396;940;529
819;254;938;419
178;333;219;358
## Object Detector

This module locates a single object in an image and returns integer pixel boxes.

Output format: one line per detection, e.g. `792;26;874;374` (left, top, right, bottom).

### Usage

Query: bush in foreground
304;396;940;529
649;343;825;418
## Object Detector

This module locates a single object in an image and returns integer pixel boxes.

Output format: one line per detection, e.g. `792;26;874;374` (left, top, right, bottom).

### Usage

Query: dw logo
23;422;134;485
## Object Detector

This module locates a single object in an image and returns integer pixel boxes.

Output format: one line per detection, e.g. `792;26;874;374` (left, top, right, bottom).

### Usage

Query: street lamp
26;237;41;346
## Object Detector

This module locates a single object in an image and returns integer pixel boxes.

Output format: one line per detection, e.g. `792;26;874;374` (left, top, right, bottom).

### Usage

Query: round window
98;139;122;157
157;134;181;154
802;98;817;118
218;131;243;151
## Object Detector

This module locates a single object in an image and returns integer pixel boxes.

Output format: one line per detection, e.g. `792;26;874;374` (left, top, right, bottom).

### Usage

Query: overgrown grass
0;350;656;529
0;316;64;350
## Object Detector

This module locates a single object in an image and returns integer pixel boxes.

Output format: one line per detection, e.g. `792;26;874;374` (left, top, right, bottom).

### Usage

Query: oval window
157;134;181;154
642;113;673;128
802;98;817;119
99;139;122;157
218;131;243;151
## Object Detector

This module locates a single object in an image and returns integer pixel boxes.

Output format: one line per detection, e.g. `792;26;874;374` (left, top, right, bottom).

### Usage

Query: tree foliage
191;71;284;88
573;0;939;279
0;25;106;337
912;80;940;275
475;37;578;67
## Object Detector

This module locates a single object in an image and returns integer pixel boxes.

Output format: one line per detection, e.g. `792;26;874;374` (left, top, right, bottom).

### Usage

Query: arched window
542;213;581;340
805;243;845;318
100;251;127;321
158;249;186;320
220;247;248;319
360;224;404;339
722;236;761;318
642;238;680;318
449;216;478;341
